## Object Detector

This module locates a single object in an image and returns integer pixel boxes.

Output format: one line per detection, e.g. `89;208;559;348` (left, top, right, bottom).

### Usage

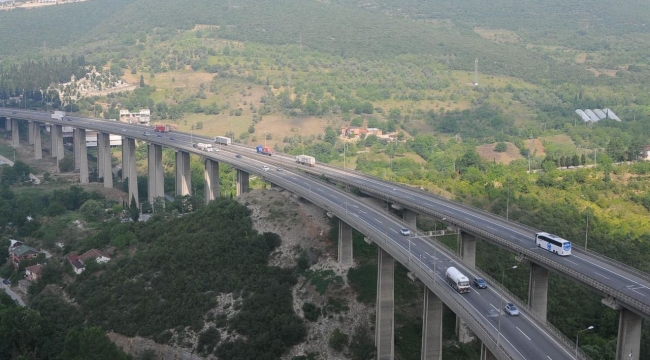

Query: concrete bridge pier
98;132;112;188
33;122;42;160
338;220;353;266
375;248;395;360
11;118;19;148
204;159;220;204
421;288;443;360
403;209;417;228
78;129;88;183
147;143;164;204
615;308;642;360
28;121;34;145
456;231;476;343
55;125;64;162
121;137;131;181
528;263;549;319
73;128;81;170
122;137;138;206
236;169;249;196
480;343;497;360
5;117;11;131
175;150;191;196
97;131;104;179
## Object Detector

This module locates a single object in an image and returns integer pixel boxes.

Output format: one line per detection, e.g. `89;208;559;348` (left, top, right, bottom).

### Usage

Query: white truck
195;143;212;151
445;267;471;293
214;136;232;146
296;155;316;167
51;110;65;120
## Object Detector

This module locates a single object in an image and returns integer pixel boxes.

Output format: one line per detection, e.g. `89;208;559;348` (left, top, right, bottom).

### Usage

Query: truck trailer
445;267;471;293
51;111;65;120
214;136;232;146
194;143;212;151
295;155;316;167
256;145;273;156
155;125;170;133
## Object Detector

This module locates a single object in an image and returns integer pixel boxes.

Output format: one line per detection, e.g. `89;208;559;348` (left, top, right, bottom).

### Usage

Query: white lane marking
547;356;553;360
473;290;481;296
390;229;398;233
630;289;646;297
573;254;650;291
374;218;382;223
490;303;498;311
594;272;610;280
565;259;580;266
516;327;531;341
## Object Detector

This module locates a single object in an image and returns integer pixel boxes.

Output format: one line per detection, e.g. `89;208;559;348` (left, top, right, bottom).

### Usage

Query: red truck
155;125;171;133
256;145;273;156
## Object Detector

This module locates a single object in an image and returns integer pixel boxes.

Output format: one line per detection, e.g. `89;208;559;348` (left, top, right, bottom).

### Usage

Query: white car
400;228;411;236
262;166;270;171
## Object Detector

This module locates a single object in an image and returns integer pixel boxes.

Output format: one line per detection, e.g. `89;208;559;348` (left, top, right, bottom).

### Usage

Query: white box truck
214;136;232;146
296;155;316;167
445;267;471;293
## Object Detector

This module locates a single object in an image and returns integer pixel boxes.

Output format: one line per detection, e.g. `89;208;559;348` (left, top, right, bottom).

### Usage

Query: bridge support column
78;129;88;183
147;143;164;204
28;121;34;145
122;138;138;206
73;128;81;170
98;132;112;188
458;231;476;267
456;231;476;343
55;125;64;162
403;209;417;228
421;288;443;360
236;169;249;196
5;117;10;131
33;123;42;160
97;131;104;179
11;118;19;148
528;263;549;320
480;343;497;360
175;150;191;196
121;137;130;181
615;308;642;360
338;220;353;266
204;159;220;205
375;248;395;360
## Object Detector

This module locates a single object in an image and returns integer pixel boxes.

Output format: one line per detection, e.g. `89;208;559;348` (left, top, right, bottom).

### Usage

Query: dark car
235;154;242;158
2;279;9;285
169;137;175;141
473;278;488;289
11;111;17;115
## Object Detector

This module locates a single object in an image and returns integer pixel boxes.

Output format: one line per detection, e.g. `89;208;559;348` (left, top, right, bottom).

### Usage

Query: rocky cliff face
109;332;210;360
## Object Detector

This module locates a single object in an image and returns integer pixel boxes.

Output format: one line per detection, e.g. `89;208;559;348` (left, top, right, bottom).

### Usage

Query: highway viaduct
1;109;647;360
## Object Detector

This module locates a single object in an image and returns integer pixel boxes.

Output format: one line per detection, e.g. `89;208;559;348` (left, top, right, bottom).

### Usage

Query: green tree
129;194;139;222
59;156;75;173
494;142;507;152
63;327;131;360
329;328;349;352
324;126;338;146
139;74;145;88
79;199;104;222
